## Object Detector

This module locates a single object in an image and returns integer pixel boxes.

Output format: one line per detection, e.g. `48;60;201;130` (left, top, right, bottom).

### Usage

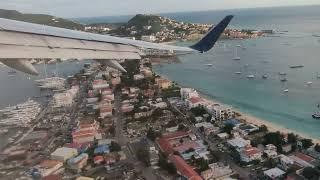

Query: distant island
84;14;267;43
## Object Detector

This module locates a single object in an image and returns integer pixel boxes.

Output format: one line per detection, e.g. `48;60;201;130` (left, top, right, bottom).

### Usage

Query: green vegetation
158;154;177;174
136;147;150;166
263;132;285;152
146;128;161;141
315;144;320;152
302;167;319;180
190;106;207;117
300;138;314;149
0;9;84;30
161;86;181;98
223;123;235;134
110;141;122;152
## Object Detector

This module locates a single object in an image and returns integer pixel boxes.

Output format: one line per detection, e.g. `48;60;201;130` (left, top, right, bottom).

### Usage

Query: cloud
0;0;319;18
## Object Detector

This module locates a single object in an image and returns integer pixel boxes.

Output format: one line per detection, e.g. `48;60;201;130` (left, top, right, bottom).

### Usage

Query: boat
262;74;268;79
312;113;320;119
235;72;242;74
232;46;240;60
307;81;313;86
280;78;288;82
247;75;255;79
279;72;287;76
283;89;289;93
205;64;213;67
289;65;304;69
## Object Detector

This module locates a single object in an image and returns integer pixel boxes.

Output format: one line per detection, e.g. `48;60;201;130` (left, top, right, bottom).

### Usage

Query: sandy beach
199;93;320;145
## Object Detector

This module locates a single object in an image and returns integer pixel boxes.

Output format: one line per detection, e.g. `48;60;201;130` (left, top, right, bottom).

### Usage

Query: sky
1;0;320;18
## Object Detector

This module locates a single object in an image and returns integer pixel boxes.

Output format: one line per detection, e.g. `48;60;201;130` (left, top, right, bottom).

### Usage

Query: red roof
161;131;190;140
189;97;203;104
72;130;97;138
169;155;202;180
100;108;112;113
157;138;174;155
173;141;200;153
295;153;314;162
94;156;104;164
243;147;260;157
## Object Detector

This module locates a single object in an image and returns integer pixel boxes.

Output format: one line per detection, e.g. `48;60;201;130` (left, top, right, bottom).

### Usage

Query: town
0;56;319;180
84;14;266;43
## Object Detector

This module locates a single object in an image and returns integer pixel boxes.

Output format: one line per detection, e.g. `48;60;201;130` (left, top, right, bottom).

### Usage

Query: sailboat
232;46;241;60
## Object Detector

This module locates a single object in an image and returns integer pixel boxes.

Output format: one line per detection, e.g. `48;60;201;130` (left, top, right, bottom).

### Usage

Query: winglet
190;15;234;52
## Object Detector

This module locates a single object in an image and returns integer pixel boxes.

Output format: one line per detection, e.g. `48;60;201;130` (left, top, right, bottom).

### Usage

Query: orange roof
39;160;62;168
157;138;174;155
169;155;202;180
295;153;314;162
173;141;200;153
72;130;97;138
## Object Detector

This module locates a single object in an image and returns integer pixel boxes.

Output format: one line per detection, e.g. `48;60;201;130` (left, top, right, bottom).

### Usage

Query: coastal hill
94;14;212;42
0;9;84;30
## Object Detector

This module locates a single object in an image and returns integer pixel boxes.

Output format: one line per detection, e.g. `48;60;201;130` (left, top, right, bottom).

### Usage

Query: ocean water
151;6;320;138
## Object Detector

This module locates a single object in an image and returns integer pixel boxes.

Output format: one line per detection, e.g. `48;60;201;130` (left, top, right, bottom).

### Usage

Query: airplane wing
0;15;233;75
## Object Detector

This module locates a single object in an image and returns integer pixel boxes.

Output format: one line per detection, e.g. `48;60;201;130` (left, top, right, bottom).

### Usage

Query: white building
240;146;262;163
201;163;233;180
227;137;251;151
180;88;199;100
264;144;278;158
263;168;285;180
51;147;78;162
278;154;294;171
141;35;156;42
209;104;234;121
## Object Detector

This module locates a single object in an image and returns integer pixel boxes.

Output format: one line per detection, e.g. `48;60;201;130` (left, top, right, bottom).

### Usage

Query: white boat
235;72;242;74
247;75;255;78
307;81;313;86
232;46;240;60
279;72;287;76
205;64;213;67
283;89;289;93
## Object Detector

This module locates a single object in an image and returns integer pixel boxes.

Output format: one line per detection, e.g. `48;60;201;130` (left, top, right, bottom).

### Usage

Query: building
67;153;89;171
155;77;172;89
180;88;199;100
186;97;205;109
51;147;78;162
201;163;233;180
210;104;234;121
278;154;294;171
72;129;98;144
156;131;192;155
240;146;262;163
141;35;156;42
100;107;113;118
263;168;285;180
94;145;110;154
133;74;145;81
264;144;278;159
168;155;202;180
35;160;63;177
227;137;251;151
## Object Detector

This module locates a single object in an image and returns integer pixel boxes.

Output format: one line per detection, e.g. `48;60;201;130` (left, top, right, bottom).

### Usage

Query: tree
223;123;235;134
136;147;150;166
287;133;297;144
315;144;320;152
302;167;319;180
301;138;314;149
110;141;122;152
158;155;176;174
190;106;207;117
259;125;268;132
146;128;161;141
178;124;188;131
263;132;284;147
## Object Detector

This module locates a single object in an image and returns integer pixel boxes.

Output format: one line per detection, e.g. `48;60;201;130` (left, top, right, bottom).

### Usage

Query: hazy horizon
1;0;320;18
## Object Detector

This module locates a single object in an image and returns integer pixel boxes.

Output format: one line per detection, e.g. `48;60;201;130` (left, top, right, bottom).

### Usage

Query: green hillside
0;9;84;30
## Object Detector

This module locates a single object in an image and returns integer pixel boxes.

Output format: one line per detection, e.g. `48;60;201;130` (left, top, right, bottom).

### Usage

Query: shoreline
154;68;320;144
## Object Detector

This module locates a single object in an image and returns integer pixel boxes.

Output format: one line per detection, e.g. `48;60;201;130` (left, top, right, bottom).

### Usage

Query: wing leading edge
0;15;233;75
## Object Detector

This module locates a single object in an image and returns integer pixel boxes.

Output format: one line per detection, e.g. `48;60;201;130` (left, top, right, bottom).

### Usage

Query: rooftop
263;167;285;178
168;155;202;180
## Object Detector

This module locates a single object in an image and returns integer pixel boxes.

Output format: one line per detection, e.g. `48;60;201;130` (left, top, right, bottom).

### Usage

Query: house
155;78;172;89
187;97;205;109
35;160;63;177
94;145;110;154
93;156;104;165
240;146;262;163
278;154;294;171
168;155;202;180
180;88;199;100
289;153;315;168
51;147;78;162
264;144;278;158
133;74;145;81
263;168;285;180
282;144;292;153
227;137;251;151
67;153;89;171
201;163;233;180
217;133;229;139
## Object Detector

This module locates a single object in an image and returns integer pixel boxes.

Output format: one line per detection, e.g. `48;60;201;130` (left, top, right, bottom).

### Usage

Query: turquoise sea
151;6;320;138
